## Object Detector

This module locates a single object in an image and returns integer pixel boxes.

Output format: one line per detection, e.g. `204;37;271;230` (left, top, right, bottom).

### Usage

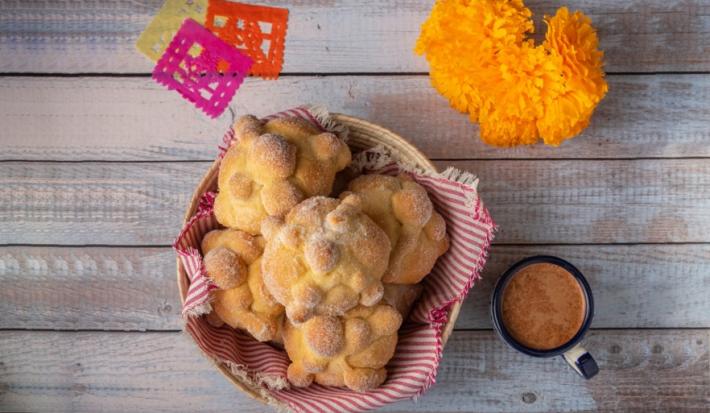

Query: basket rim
175;113;462;406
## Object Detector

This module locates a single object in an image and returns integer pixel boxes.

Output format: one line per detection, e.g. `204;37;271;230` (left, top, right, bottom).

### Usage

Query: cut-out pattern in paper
153;18;253;118
136;0;208;62
206;0;289;79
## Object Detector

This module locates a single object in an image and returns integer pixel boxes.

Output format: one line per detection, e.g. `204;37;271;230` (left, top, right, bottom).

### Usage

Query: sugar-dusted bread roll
383;283;423;319
283;304;403;392
201;229;284;341
215;115;352;234
346;174;450;284
261;194;391;323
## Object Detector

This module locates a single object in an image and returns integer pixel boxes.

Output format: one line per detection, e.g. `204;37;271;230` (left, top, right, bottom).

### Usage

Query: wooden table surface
1;1;709;412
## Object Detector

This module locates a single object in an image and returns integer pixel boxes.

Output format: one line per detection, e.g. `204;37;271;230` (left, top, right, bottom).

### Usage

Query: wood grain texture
0;330;707;412
1;245;708;331
2;159;709;245
456;159;710;244
2;75;710;161
0;247;180;331
1;0;709;73
0;162;199;246
459;244;710;330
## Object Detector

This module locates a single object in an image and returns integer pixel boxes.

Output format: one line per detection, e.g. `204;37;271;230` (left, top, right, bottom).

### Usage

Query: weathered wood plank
0;162;200;245
1;245;708;331
0;247;180;331
2;75;710;161
0;0;708;73
459;244;710;330
1;160;709;245
0;330;707;412
457;158;710;244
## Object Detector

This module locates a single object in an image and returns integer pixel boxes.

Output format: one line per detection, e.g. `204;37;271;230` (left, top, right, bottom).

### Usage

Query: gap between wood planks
1;327;707;332
4;157;710;163
4;242;710;247
2;71;710;77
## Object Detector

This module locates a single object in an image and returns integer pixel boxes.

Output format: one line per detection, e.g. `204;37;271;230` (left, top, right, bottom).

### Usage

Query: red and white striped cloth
173;106;495;412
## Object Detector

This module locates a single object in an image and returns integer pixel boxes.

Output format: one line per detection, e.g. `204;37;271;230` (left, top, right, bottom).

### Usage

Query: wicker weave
176;114;461;405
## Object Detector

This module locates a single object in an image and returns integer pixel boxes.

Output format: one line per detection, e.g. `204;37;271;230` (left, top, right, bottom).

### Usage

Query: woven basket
176;113;462;405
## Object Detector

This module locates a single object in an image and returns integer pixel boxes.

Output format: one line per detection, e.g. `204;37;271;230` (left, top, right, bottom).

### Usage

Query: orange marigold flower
415;0;533;118
415;1;608;147
477;41;564;146
538;7;608;146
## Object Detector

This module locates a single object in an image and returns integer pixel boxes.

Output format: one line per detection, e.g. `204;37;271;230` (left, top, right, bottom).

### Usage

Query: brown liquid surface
501;263;586;350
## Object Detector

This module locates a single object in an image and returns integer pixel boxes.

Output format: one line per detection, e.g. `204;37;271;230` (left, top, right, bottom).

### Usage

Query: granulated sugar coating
501;263;586;350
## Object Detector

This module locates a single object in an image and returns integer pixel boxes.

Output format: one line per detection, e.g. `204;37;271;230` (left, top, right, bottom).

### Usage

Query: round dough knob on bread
214;115;351;234
283;304;403;392
261;195;392;323
201;229;284;342
346;174;450;284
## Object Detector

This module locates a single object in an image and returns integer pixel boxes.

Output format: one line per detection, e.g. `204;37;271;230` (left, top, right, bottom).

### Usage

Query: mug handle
563;344;599;379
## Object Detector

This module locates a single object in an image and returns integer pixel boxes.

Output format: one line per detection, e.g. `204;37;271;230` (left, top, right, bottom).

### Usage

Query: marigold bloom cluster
416;0;608;147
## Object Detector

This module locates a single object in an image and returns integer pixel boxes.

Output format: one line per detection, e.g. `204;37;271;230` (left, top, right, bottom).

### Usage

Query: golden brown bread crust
214;115;351;234
261;195;392;323
283;304;402;392
346;174;450;284
201;229;284;341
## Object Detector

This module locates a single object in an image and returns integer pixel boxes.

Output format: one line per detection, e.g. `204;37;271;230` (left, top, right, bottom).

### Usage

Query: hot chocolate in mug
491;256;599;379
